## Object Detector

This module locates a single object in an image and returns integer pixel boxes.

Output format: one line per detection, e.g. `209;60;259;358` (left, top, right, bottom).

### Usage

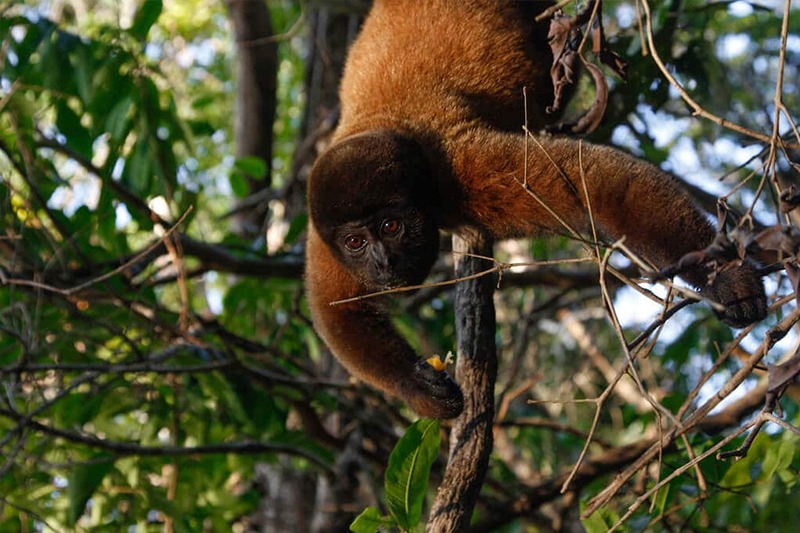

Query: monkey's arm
452;133;713;262
451;131;766;326
305;225;464;418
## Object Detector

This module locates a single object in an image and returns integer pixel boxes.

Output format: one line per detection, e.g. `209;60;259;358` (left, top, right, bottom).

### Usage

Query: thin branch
607;420;756;532
0;406;333;473
329;256;593;305
468;376;770;532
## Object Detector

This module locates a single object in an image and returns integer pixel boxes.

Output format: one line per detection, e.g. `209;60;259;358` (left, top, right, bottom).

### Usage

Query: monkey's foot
402;360;464;419
702;261;768;328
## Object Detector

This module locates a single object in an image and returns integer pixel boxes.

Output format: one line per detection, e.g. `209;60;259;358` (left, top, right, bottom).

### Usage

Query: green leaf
720;433;772;489
53;393;102;428
37;34;58;88
123;140;152;195
762;439;795;480
582;510;612;533
229;171;249;198
284;213;308;246
191;94;216;110
130;0;163;40
233;156;268;180
56;100;93;158
105;94;133;142
73;42;94;105
67;458;115;524
653;483;670;515
350;507;395;533
384;418;440;530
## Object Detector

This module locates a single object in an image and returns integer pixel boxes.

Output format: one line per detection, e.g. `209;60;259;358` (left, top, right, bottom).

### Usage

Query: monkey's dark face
328;206;439;289
308;131;441;290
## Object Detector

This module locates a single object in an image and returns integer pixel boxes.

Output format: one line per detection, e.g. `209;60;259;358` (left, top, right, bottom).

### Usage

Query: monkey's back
335;0;556;141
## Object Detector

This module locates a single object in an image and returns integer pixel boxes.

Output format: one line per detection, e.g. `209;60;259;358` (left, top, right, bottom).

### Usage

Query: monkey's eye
344;234;367;252
380;219;402;237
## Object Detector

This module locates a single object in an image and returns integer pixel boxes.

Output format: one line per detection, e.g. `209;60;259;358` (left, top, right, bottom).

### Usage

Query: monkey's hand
401;360;464;419
700;260;767;328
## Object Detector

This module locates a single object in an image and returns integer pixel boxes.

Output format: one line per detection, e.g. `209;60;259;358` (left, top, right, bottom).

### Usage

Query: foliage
351;419;441;533
1;0;799;531
0;1;316;530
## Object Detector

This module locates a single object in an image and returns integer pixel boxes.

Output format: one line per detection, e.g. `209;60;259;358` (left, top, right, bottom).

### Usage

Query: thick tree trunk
427;232;498;532
228;0;278;238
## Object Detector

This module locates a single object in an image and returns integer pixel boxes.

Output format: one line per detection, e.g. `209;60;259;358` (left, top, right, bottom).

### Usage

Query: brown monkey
305;0;767;419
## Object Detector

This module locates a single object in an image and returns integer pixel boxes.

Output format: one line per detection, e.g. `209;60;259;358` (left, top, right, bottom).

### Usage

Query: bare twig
467;377;770;532
329;256;592;305
606;420;756;532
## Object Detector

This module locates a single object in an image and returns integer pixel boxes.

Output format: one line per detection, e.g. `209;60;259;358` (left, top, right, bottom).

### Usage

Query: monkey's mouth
358;278;425;298
381;274;427;292
364;270;417;292
378;279;410;292
359;275;405;293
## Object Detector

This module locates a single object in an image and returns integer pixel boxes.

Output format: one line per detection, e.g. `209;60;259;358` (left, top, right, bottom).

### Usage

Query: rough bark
228;0;278;238
427;232;498;532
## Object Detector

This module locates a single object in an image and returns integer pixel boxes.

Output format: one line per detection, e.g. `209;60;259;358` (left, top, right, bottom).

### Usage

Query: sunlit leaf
762;439;796;481
582;509;612;533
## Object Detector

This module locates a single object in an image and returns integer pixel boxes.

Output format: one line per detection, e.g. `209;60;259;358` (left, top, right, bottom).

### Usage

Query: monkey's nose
370;243;390;268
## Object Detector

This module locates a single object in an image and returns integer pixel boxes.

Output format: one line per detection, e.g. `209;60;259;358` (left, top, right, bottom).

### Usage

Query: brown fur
305;0;766;418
